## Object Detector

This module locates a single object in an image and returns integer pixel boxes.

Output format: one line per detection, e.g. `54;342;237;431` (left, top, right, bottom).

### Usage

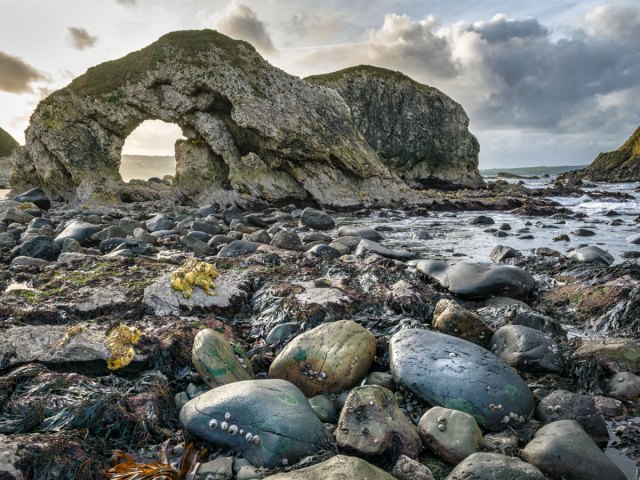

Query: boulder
490;245;520;262
390;329;535;428
522;420;626;480
263;455;393;480
535;390;609;445
416;260;535;300
432;299;494;346
470;215;494;225
608;372;640;400
446;453;546;480
392;455;434;480
10;235;60;261
192;329;254;388
307;65;483;189
10;187;51;210
179;379;335;468
354;239;415;261
217;240;260;258
418;406;482;464
337;225;382;241
568;246;614;266
54;220;102;246
269;320;376;396
490;325;562;373
299;208;335;230
336;385;422;458
271;230;303;251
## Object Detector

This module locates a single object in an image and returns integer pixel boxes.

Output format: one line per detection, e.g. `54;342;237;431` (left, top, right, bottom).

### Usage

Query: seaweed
105;443;206;480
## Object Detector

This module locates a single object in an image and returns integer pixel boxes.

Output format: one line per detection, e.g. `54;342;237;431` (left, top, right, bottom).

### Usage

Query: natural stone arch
12;30;403;208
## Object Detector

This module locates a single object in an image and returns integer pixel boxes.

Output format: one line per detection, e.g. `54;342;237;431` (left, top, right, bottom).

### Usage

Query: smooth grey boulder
300;208;335;230
307;244;341;259
418;406;482;464
355;239;415;261
390;329;535;428
446;453;546;480
145;214;175;233
416;260;535;300
491;325;562;373
10;235;60;261
270;230;303;251
191;220;224;235
217;240;260;258
522;420;626;480
337;225;382;241
54;220;102;246
490;245;520;262
470;215;494;225
535;390;608;445
179;379;335;468
11;187;51;210
568;246;614;266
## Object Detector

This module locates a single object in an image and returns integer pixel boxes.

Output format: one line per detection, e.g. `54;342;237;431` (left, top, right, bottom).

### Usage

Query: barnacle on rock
105;324;142;370
170;259;219;299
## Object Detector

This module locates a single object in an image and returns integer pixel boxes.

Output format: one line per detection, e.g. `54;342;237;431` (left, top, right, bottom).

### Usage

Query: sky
1;0;639;168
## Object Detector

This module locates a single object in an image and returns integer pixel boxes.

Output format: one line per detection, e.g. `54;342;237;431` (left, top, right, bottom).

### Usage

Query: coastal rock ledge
10;29;482;207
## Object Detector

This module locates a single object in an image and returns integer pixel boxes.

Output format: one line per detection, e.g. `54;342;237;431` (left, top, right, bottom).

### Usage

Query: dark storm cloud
291;6;640;134
217;2;274;53
67;27;98;50
468;15;548;43
0;51;47;94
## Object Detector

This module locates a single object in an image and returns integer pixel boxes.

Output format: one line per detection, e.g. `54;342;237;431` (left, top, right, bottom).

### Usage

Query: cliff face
568;125;640;182
0;127;18;158
306;66;483;190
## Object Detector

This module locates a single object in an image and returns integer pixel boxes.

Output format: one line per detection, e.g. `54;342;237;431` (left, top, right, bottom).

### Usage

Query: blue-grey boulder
10;235;60;261
416;260;535;300
568;246;614;266
522;420;626;480
446;453;546;480
145;214;175;232
491;325;562;373
179;379;335;468
390;329;535;427
337;225;382;241
54;220;102;246
300;208;335;231
217;240;260;258
11;187;51;210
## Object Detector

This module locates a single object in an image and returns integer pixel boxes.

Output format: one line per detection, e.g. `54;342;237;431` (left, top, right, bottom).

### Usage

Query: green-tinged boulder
263;455;394;480
336;385;422;458
418;406;482;464
179;379;335;468
269;320;376;396
192;328;254;388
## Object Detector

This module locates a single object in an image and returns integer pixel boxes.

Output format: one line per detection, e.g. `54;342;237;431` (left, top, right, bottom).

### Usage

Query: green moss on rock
0;127;19;157
66;29;256;97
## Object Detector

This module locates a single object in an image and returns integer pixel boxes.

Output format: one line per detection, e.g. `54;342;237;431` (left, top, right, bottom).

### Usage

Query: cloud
282;6;640;136
0;51;47;94
67;27;98;50
115;0;136;4
217;2;274;53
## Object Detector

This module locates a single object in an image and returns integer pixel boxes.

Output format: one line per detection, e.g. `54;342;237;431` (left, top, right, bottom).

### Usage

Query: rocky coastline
0;181;638;479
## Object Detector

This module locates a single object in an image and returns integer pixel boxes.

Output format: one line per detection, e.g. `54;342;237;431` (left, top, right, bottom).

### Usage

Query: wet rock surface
445;452;546;480
180;379;335;468
390;329;535;428
1;185;639;479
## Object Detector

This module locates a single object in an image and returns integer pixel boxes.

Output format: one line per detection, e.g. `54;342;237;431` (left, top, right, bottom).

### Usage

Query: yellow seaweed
170;259;219;299
105;324;142;370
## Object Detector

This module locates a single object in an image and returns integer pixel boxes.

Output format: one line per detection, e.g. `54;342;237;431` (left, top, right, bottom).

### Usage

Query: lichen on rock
170;259;219;299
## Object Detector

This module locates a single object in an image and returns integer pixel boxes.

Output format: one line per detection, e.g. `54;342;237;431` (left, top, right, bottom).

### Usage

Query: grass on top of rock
306;64;437;93
0;126;19;157
65;29;257;97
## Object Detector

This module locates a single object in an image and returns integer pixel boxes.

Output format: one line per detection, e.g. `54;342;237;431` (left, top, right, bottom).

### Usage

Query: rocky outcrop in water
306;66;483;190
564;125;640;182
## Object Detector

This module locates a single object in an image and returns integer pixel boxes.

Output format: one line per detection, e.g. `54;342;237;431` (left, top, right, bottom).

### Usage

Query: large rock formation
566;125;640;182
11;31;482;207
306;66;483;189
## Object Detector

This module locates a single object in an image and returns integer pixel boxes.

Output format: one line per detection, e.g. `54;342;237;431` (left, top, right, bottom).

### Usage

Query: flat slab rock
415;260;535;300
390;329;535;428
264;455;394;480
179;379;335;468
143;271;250;316
0;323;147;372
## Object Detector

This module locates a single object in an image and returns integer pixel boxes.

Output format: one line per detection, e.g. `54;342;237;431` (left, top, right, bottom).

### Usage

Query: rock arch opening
120;119;183;182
